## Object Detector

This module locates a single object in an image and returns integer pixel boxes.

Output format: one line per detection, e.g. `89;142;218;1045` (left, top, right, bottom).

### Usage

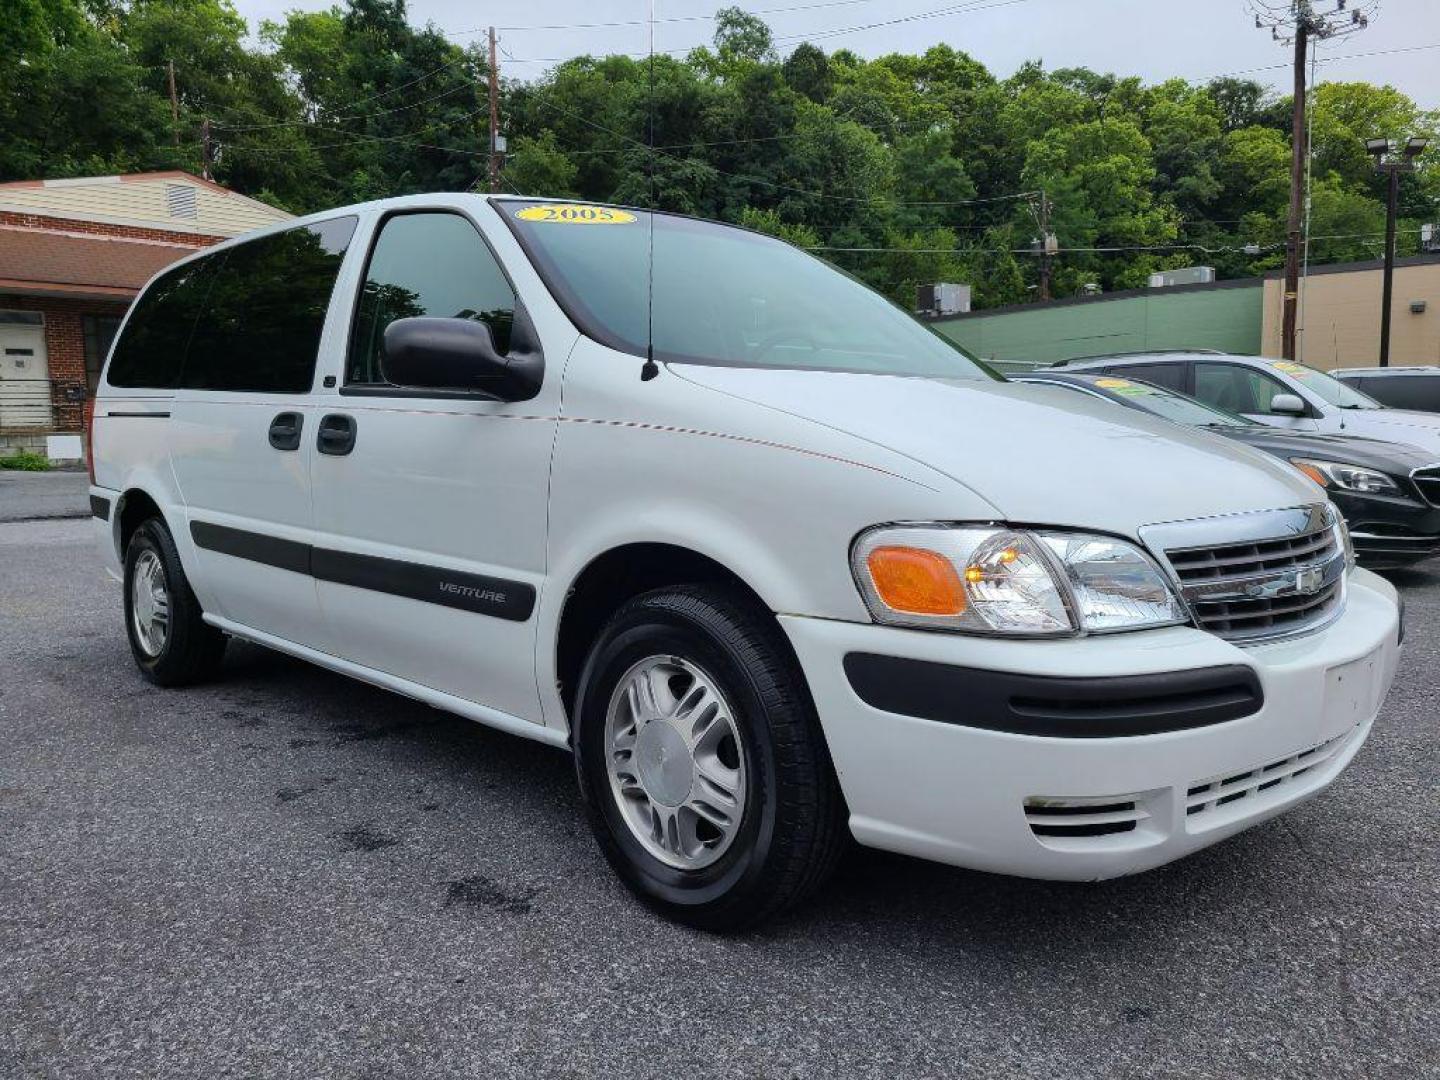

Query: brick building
0;171;291;460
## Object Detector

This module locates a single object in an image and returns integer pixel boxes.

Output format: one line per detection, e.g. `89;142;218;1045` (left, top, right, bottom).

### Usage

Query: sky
228;0;1440;108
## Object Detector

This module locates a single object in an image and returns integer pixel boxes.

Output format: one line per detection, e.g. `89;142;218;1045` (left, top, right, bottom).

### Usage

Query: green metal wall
931;283;1264;369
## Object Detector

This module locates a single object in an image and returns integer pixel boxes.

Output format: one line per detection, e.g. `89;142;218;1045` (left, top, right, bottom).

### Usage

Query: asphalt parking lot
2;501;1437;1078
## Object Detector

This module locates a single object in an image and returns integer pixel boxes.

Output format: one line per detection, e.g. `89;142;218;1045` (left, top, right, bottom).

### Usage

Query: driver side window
1194;363;1295;415
348;212;514;386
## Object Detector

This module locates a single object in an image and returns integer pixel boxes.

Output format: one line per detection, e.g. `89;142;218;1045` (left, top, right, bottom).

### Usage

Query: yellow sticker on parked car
1095;377;1133;389
514;204;637;224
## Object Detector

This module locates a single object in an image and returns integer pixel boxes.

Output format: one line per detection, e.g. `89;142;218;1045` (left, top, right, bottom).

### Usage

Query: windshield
1081;376;1252;427
1263;359;1383;409
501;201;996;381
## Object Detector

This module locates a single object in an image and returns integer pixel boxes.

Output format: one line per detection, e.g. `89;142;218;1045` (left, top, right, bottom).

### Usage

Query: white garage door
0;311;52;429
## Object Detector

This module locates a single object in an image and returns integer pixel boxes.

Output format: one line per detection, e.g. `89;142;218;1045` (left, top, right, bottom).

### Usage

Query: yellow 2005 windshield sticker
1095;377;1133;389
515;204;636;224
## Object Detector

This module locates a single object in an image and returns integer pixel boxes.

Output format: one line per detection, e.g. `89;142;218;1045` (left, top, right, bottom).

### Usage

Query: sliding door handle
268;412;304;451
317;413;357;456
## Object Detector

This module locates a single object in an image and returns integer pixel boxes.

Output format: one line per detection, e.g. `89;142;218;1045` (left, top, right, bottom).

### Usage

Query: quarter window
106;257;216;388
347;213;515;386
1193;363;1297;415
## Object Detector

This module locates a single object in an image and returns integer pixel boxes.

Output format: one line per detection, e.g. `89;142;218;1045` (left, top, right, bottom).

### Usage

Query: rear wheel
123;517;227;687
573;585;846;930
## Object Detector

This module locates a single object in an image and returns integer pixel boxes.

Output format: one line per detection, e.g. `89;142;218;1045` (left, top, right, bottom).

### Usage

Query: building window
0;310;44;326
83;315;121;393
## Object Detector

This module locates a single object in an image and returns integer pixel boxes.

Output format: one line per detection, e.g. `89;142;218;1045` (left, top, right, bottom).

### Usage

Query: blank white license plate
1322;647;1382;730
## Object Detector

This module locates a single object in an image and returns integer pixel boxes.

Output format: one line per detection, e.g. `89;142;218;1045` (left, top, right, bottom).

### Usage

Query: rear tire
573;584;847;930
123;517;227;687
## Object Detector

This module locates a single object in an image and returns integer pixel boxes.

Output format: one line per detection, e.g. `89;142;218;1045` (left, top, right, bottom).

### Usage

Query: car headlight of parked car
851;524;1188;636
1289;458;1400;496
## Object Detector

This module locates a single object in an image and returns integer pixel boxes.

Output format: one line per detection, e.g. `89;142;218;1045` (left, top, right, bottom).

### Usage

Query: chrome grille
1410;465;1440;507
1165;528;1338;581
1141;506;1348;644
1187;578;1343;639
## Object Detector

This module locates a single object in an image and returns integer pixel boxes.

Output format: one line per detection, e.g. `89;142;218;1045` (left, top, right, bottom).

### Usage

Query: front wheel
573;585;846;930
123;517;227;687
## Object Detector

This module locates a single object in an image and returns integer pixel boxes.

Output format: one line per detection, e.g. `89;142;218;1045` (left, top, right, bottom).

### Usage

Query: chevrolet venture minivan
90;196;1403;928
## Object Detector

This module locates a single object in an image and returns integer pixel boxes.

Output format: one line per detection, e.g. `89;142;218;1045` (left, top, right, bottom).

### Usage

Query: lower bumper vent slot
1187;730;1351;817
1025;797;1146;838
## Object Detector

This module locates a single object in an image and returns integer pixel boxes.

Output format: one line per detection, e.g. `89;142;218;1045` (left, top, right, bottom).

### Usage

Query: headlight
1290;458;1400;496
851;525;1187;636
1328;503;1356;568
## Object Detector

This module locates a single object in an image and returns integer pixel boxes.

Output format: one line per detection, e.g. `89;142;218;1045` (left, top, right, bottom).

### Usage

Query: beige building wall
1262;258;1440;370
0;171;290;238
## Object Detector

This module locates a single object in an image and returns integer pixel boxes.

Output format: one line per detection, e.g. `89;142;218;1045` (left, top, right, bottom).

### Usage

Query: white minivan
90;196;1402;928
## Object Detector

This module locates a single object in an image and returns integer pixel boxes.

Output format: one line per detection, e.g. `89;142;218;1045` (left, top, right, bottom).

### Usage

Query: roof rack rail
1051;348;1225;367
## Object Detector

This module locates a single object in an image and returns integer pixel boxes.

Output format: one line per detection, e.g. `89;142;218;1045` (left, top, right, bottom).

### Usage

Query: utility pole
167;60;181;149
1368;136;1429;366
1281;18;1307;361
487;27;501;194
1252;0;1374;359
201;118;214;181
1031;191;1057;302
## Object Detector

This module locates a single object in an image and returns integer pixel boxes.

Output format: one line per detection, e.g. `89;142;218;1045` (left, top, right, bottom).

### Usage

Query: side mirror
1269;392;1307;417
381;312;543;401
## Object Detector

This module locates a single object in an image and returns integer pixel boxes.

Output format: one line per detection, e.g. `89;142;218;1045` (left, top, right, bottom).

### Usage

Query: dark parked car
1015;370;1440;566
1333;366;1440;413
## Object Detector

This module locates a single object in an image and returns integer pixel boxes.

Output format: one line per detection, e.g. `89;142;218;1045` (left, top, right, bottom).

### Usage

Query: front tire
123;517;227;687
573;585;846;930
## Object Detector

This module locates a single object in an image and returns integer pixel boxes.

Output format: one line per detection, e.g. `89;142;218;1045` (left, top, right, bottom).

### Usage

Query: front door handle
317;413;357;456
268;411;304;451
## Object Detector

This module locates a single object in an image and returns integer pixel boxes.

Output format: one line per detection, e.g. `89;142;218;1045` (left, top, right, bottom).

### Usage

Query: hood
1220;427;1439;474
672;365;1320;537
1334;408;1440;457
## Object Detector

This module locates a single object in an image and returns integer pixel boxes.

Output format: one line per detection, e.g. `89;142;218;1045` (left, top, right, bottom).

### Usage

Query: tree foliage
3;0;1436;308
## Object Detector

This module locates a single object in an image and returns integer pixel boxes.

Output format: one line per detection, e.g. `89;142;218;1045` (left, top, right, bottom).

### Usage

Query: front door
308;209;556;724
0;311;51;430
1193;361;1321;431
168;218;358;651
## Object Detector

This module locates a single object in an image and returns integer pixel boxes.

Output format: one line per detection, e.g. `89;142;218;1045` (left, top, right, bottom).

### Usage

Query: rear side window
183;217;357;393
106;257;216;388
347;212;515;386
1104;362;1187;392
1347;374;1440;412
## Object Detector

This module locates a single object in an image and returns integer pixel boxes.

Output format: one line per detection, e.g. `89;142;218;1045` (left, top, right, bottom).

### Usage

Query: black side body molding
191;521;311;575
843;653;1263;738
188;521;535;622
311;547;534;621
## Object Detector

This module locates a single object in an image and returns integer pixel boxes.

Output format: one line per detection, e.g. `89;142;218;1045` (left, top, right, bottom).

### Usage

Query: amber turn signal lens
1292;461;1329;488
866;546;966;616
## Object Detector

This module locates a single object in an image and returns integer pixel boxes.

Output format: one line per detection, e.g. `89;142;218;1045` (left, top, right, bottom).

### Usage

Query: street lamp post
1367;136;1429;367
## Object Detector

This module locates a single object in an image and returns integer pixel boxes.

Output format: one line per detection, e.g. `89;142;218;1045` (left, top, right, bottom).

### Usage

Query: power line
214;79;478;133
529;86;1040;207
207;55;480;130
453;0;897;36
478;0;1045;64
1213;39;1438;79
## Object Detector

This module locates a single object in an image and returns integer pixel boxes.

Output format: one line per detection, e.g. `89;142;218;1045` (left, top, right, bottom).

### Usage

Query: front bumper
781;567;1401;881
1333;490;1440;565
